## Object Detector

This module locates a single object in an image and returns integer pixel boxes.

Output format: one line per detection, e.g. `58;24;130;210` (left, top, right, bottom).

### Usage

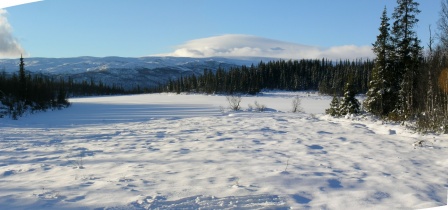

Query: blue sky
0;0;442;59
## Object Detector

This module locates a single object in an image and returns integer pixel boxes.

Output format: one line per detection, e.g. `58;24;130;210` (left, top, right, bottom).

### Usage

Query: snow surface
0;92;447;209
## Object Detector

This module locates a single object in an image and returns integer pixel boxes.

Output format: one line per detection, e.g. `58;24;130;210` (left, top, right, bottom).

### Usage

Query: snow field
0;92;447;209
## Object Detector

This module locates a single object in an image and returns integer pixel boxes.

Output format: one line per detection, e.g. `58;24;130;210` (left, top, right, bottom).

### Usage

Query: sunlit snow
0;92;446;209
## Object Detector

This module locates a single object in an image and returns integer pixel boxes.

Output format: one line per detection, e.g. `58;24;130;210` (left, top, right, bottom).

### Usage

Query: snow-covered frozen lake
0;92;446;209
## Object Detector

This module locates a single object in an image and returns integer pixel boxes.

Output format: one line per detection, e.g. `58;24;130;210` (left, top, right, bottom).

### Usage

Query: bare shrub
254;101;267;112
291;95;304;113
226;95;242;111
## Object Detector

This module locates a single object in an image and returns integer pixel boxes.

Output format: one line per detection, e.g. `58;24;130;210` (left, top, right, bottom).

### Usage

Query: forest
2;0;448;133
164;59;373;96
363;0;448;133
165;0;448;133
0;56;133;119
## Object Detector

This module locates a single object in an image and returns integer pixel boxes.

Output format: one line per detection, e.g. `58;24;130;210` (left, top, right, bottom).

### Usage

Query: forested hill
0;56;268;90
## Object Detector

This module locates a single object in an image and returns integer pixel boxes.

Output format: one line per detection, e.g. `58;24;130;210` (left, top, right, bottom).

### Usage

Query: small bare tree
291;95;304;113
226;95;242;111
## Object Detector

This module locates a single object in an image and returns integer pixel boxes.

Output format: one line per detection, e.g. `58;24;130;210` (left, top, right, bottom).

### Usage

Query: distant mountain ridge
0;56;275;89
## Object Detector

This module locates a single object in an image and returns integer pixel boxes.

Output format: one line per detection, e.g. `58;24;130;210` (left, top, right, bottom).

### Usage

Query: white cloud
158;34;374;60
0;9;25;58
0;0;42;9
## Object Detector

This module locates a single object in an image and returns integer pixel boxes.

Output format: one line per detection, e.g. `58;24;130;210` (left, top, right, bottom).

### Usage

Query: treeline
0;56;135;119
163;0;448;134
416;47;448;132
414;0;448;133
363;0;448;133
64;78;130;96
165;59;373;95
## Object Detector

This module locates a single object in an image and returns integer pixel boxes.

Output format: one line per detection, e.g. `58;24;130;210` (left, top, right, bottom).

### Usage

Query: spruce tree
326;94;341;117
390;0;423;119
18;55;27;103
365;7;393;116
57;80;69;108
339;82;361;116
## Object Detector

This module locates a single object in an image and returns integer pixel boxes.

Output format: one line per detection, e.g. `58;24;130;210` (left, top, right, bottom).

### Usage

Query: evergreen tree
339;82;361;116
390;0;423;119
365;7;393;116
0;56;133;119
326;94;341;117
18;55;27;103
57;80;69;108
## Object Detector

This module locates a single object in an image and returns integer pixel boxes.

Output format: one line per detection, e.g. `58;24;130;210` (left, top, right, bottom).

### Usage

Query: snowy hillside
0;92;446;209
0;56;271;89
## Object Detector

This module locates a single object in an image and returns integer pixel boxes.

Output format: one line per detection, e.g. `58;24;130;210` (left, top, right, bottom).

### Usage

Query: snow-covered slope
0;56;272;89
0;92;446;209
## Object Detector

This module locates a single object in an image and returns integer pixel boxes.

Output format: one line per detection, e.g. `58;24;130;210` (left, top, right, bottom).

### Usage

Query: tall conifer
18;54;27;102
365;7;393;116
391;0;423;119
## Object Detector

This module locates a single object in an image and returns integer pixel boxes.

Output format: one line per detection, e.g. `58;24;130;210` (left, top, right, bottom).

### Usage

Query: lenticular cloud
160;34;374;60
0;9;25;58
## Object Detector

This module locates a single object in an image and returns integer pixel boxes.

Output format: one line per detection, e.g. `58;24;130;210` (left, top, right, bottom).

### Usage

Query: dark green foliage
339;82;361;116
165;59;373;96
18;55;27;102
0;57;71;118
365;0;422;120
327;82;360;117
0;57;136;119
365;7;395;116
56;80;70;108
390;0;423;120
325;95;341;117
363;0;448;133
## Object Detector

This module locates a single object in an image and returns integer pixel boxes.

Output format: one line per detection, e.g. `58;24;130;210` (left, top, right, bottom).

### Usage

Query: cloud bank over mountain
0;9;25;58
159;34;374;60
